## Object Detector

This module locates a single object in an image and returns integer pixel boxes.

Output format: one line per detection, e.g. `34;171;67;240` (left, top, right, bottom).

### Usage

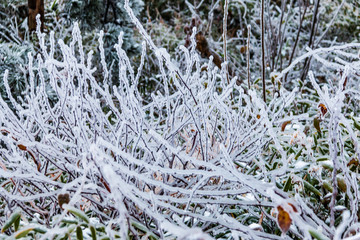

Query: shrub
1;1;360;239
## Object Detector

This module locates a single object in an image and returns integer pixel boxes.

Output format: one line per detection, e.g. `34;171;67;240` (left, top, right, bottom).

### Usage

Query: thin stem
223;0;229;84
247;25;251;89
301;0;320;81
261;0;266;102
329;116;339;228
284;2;307;83
315;0;346;48
274;0;286;70
275;0;294;71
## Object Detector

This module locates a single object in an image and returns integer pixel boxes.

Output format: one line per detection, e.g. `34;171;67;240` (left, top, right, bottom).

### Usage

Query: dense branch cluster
1;1;360;239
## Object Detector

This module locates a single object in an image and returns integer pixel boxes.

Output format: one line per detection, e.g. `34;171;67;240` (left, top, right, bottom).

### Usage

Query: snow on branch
0;5;360;240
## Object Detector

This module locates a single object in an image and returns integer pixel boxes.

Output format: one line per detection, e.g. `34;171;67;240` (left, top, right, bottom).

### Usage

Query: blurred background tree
28;0;44;31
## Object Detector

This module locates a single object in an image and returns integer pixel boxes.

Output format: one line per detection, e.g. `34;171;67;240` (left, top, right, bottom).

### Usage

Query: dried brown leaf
277;206;292;233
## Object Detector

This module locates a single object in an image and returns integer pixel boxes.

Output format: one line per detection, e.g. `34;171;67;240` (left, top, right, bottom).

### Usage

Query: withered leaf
318;103;327;116
347;158;359;167
287;203;298;213
281;121;291;132
58;193;70;209
18;144;27;151
277;205;292;233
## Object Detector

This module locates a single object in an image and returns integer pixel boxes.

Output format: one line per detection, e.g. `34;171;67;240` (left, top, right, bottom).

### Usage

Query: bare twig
223;0;229;84
261;0;266;102
247;25;251;89
284;2;308;83
315;0;346;48
301;0;321;81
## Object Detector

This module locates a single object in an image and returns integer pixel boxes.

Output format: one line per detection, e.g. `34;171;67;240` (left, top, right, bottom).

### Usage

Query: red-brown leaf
277;206;292;233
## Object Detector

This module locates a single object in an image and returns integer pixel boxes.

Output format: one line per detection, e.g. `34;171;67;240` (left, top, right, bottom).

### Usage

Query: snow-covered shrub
0;3;32;104
60;0;144;54
1;1;360;240
0;43;33;105
52;0;144;88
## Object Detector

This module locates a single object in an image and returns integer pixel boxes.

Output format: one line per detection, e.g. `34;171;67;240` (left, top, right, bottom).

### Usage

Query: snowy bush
1;1;360;239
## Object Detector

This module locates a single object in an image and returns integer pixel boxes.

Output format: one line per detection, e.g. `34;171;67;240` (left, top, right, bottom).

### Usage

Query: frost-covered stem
274;0;286;70
261;0;266;102
274;0;294;71
98;30;109;83
315;0;345;48
124;0;198;105
301;0;320;81
207;0;219;37
329;115;339;228
247;25;251;89
308;0;320;49
284;3;307;83
276;43;360;80
223;0;229;84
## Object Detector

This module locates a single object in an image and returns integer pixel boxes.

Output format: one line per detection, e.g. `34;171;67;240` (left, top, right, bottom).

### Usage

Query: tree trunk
28;0;44;32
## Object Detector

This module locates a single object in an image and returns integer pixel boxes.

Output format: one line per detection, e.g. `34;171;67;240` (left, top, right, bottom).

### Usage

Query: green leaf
14;227;34;239
303;180;322;197
352;117;360;131
99;237;110;240
283;175;292;192
1;209;21;233
313;134;318;146
322;181;333;192
76;226;83;240
51;0;58;10
14;216;20;232
131;221;159;240
309;229;330;240
61;219;78;225
33;227;47;234
63;205;89;224
322;163;333;171
295;148;304;160
337;177;347;192
89;224;97;240
314;117;321;135
316;156;328;162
